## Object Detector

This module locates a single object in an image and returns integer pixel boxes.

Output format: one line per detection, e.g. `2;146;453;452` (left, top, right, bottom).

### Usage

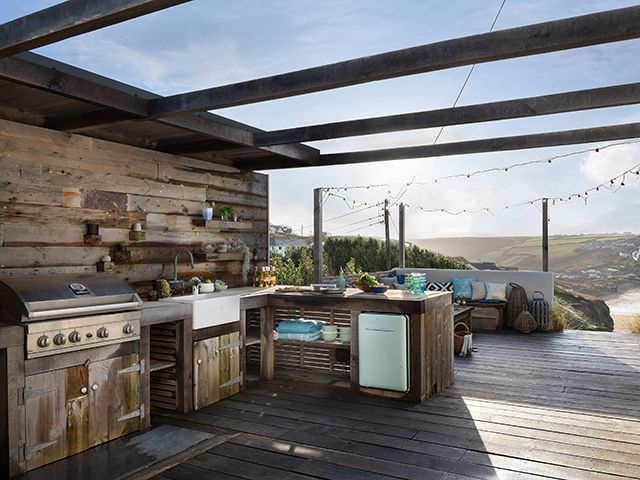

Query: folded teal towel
277;331;322;342
277;319;324;334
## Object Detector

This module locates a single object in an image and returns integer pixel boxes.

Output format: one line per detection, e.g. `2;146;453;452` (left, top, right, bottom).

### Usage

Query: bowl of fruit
199;279;215;293
353;273;381;293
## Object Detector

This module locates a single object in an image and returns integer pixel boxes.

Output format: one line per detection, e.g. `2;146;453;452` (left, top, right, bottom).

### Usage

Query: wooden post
313;188;323;283
542;198;549;272
384;199;391;269
399;203;406;268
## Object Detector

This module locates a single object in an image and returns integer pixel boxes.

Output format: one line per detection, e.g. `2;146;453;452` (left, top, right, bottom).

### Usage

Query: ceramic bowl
338;326;351;344
370;285;389;294
215;283;228;291
199;283;215;293
321;325;338;342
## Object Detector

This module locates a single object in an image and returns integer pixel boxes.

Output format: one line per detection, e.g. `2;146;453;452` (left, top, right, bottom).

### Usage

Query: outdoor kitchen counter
240;288;454;402
140;301;192;327
0;324;23;349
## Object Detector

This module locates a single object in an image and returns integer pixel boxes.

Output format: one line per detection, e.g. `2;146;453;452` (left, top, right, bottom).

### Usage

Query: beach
604;287;640;332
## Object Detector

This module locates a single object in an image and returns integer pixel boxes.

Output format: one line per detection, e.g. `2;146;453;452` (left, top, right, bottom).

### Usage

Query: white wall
392;268;555;306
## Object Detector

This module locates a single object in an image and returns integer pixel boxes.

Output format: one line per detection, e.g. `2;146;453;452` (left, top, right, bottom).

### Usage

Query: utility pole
384;199;391;270
542;198;549;272
399;203;406;268
313;188;323;283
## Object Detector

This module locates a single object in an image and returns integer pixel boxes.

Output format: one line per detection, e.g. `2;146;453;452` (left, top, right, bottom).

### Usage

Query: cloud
580;142;640;191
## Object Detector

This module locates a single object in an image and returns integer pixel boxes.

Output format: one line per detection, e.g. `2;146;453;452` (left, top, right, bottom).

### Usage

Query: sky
2;0;640;239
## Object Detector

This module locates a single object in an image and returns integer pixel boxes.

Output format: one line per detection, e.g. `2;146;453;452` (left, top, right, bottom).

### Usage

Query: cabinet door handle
91;383;98;391
196;358;202;365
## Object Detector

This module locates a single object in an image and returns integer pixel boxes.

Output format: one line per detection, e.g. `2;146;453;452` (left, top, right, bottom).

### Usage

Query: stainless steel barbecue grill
0;273;142;358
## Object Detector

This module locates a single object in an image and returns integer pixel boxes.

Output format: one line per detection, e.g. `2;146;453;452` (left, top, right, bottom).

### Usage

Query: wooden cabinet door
24;354;141;471
88;353;141;446
193;333;240;410
24;369;69;470
193;336;219;410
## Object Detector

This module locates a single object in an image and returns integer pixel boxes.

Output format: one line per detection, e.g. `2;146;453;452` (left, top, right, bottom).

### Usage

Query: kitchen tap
173;250;195;282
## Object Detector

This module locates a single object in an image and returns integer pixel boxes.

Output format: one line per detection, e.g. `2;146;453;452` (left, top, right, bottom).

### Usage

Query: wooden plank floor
153;331;640;480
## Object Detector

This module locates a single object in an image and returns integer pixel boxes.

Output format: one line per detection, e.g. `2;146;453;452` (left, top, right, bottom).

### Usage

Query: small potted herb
148;290;158;301
219;205;234;221
189;276;202;295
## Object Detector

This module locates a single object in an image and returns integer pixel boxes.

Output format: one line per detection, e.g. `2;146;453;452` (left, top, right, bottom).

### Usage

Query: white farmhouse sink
159;287;259;329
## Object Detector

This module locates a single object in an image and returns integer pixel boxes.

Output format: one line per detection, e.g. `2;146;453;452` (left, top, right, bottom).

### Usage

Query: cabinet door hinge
117;361;143;375
117;403;144;422
220;339;242;350
17;385;56;405
219;373;243;388
20;438;59;460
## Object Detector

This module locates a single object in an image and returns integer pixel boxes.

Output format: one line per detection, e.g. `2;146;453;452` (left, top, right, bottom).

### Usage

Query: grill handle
28;300;142;320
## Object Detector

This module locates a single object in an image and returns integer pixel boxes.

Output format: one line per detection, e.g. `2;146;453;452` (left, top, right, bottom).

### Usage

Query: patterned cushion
471;281;486;300
425;281;453;292
451;277;476;299
485;282;507;301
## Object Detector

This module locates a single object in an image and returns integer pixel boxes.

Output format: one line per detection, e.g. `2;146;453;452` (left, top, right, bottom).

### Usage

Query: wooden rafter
0;53;319;165
0;0;191;59
148;6;640;117
237;122;640;169
254;83;640;145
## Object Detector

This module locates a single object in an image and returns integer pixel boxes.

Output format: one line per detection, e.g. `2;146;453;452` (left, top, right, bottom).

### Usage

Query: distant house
269;224;313;255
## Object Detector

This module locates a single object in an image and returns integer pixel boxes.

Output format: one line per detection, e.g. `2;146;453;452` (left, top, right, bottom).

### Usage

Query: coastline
602;287;640;332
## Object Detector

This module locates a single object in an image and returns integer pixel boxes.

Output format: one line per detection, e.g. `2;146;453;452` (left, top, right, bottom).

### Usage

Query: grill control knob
37;335;50;348
123;323;134;335
69;331;81;343
97;327;109;339
53;333;66;346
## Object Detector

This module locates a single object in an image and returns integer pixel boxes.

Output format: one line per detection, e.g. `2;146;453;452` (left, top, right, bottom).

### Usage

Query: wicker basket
513;311;537;333
507;282;528;327
529;290;551;331
454;322;472;354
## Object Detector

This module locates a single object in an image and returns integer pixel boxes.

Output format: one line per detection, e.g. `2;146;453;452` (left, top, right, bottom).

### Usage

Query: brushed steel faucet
173;250;195;282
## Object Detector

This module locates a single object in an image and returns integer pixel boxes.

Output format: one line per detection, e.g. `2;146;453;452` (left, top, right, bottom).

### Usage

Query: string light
407;163;640;216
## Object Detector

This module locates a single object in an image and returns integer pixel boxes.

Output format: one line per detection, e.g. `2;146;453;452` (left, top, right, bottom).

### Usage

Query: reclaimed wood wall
0;118;268;293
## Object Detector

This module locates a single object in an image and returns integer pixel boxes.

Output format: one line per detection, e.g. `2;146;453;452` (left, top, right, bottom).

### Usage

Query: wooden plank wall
0;118;268;294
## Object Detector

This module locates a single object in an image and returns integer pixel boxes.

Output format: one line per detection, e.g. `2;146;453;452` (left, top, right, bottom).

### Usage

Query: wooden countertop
241;287;451;313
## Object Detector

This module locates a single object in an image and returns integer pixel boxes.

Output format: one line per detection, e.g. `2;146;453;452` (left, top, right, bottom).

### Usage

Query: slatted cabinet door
193;333;241;410
24;369;68;470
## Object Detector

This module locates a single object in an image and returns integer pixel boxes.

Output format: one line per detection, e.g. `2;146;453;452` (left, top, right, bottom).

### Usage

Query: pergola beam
254;82;640;145
0;0;191;59
0;54;319;165
237;122;640;169
148;6;640;117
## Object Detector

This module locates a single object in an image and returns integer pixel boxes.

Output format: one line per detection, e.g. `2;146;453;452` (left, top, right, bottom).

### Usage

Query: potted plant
113;240;131;264
189;276;202;295
147;290;158;301
85;220;100;236
158;279;171;299
219;205;234;221
199;279;215;293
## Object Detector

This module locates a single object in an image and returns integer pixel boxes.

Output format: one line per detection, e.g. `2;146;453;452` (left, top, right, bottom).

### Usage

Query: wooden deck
153;331;640;480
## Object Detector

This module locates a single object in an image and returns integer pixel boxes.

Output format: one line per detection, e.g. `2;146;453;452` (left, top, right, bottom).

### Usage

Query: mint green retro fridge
358;312;410;392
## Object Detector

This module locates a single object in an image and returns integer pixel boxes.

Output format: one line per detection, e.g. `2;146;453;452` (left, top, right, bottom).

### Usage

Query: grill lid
0;273;142;322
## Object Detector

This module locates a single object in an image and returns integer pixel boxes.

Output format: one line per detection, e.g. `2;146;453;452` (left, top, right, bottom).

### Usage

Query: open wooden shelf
149;359;176;373
192;219;252;231
275;338;350;350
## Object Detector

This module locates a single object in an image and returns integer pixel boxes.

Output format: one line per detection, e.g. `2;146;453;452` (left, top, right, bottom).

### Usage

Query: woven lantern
513;311;537;333
529;291;551;331
507;283;529;328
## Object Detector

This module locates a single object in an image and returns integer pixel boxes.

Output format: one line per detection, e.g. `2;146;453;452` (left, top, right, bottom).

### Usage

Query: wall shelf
192;219;252;231
275;338;350;350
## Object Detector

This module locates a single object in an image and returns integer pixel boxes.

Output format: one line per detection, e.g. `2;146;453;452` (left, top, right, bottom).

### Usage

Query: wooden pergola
1;1;640;171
